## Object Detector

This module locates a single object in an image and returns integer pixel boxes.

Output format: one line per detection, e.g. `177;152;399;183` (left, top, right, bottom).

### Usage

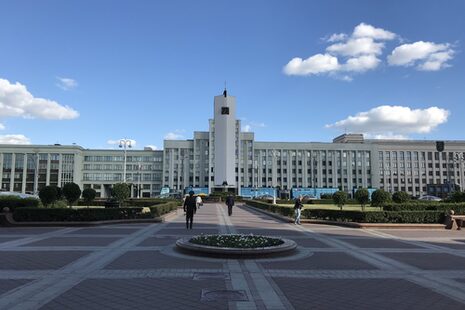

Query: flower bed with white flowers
176;234;297;257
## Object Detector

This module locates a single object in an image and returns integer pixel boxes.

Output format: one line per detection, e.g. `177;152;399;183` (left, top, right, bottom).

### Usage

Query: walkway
2;203;465;309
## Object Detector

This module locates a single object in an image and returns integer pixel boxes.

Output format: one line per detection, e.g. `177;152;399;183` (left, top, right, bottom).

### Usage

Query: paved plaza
2;204;465;309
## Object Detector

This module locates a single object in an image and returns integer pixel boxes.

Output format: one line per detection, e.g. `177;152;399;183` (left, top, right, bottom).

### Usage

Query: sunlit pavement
2;203;465;309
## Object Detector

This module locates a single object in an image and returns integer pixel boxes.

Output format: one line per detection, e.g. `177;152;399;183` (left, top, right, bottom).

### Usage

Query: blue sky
0;0;464;149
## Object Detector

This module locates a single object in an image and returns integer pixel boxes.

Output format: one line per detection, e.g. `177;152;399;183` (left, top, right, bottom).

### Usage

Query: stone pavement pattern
2;204;465;309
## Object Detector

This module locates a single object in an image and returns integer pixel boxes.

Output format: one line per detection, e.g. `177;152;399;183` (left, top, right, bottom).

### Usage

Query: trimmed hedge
13;207;152;222
302;209;445;224
246;200;445;224
13;201;179;222
76;198;180;208
0;196;40;211
383;202;465;213
149;201;178;217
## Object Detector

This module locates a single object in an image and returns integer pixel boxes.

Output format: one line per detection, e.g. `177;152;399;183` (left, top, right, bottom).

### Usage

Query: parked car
257;194;275;200
418;195;442;201
0;191;39;199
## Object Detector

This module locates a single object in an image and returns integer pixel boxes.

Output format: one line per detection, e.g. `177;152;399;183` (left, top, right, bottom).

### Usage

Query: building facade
1;91;465;198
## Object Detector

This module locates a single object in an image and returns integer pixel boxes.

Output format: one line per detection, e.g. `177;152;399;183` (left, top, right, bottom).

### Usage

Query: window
221;107;229;115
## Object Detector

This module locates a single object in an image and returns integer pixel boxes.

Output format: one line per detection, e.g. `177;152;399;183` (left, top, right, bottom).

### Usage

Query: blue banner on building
291;188;338;199
241;187;276;199
184;187;209;195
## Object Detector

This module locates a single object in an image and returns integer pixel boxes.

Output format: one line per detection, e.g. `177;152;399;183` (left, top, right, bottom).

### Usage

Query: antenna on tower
223;81;227;97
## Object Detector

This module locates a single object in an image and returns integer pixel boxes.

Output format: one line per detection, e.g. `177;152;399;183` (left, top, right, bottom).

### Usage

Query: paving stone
291;238;332;248
42;278;228;310
0;251;90;270
236;228;304;237
136;236;178;246
0;279;30;295
67;228;140;235
341;237;421;249
156;228;219;235
260;252;378;270
0;228;63;234
21;237;120;247
272;278;465;310
382;252;465;270
105;251;224;270
0;237;22;244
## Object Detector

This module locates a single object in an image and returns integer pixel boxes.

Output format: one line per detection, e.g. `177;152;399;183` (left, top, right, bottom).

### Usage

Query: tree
332;191;348;210
39;186;58;207
392;191;410;204
354;188;369;210
63;182;82;207
449;191;465;203
53;186;63;201
371;189;392;209
112;183;130;207
82;188;97;206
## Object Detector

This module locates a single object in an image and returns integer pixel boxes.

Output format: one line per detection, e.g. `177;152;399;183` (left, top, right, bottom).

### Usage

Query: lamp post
454;152;465;191
119;139;132;183
137;162;142;198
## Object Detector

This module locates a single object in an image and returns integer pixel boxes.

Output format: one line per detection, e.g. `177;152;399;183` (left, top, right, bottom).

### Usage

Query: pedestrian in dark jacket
225;194;235;216
183;191;197;229
294;195;303;225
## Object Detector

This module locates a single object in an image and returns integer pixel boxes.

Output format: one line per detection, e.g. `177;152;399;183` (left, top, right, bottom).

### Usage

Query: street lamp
27;151;40;195
119;139;132;183
137;162;142;198
454;152;465;191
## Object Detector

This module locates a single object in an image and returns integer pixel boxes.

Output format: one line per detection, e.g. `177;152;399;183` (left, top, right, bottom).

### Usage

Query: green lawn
277;203;381;211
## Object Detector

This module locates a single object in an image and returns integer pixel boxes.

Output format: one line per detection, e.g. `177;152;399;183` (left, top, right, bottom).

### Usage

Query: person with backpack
183;191;197;229
196;195;203;209
294;195;303;225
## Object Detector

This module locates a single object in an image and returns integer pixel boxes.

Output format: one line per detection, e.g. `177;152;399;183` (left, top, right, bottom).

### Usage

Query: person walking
225;194;235;216
183;191;197;229
196;195;203;209
294;195;303;225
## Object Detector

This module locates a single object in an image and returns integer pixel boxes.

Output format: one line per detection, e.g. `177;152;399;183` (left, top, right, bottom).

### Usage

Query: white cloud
0;123;5;130
352;23;396;40
283;54;339;75
0;78;79;120
284;23;395;78
326;105;449;138
56;77;78;91
387;41;454;71
107;139;137;147
365;133;408;140
250;121;266;128
284;22;455;79
164;130;185;140
0;134;31;144
327;37;384;57
342;54;381;72
327;33;347;42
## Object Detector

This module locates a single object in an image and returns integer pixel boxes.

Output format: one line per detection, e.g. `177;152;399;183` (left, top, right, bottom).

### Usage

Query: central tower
212;89;237;190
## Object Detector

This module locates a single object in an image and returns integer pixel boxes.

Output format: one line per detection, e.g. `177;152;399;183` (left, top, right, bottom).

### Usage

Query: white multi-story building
1;90;465;198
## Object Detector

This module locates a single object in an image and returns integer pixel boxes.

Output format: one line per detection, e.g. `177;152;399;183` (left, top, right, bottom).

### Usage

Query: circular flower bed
190;234;284;248
176;234;297;257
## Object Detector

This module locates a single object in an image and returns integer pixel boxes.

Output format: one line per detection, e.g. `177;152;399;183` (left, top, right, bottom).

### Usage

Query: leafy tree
112;183;130;207
39;186;58;207
449;191;465;203
82;188;97;206
63;182;82;207
332;191;348;210
53;186;63;200
371;189;392;209
392;191;410;204
354;188;369;210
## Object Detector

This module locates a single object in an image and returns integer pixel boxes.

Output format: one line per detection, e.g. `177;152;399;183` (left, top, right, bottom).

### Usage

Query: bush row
76;198;179;207
12;201;179;222
302;209;445;224
245;200;445;224
383;202;465;213
13;207;152;222
149;201;178;217
0;196;39;211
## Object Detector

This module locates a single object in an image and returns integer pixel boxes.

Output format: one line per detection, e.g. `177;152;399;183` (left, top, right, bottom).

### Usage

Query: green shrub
332;191;348;210
246;200;294;217
111;183;130;206
0;195;40;211
383;202;465;213
149;201;178;217
392;191;410;204
82;188;97;205
354;188;370;210
13;207;153;222
301;209;444;224
39;186;58;207
371;189;392;208
63;182;82;206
